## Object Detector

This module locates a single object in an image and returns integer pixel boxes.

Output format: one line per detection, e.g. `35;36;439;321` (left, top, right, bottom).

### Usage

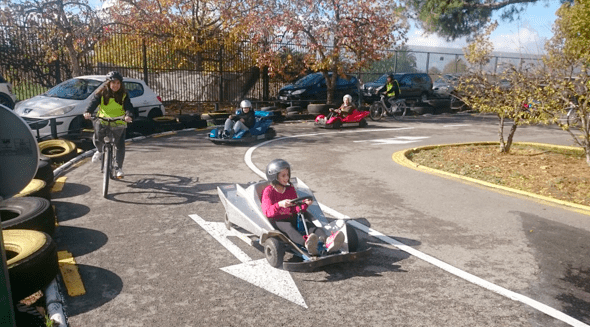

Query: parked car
0;74;17;109
362;72;433;102
15;75;165;139
432;74;460;97
278;72;359;107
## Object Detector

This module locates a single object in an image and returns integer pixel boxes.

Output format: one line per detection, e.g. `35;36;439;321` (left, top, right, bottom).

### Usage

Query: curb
392;141;590;216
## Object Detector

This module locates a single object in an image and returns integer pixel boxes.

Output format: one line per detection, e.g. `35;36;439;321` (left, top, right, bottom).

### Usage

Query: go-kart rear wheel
265;127;276;140
264;237;284;268
224;213;232;230
359;118;368;128
332;120;342;129
346;223;359;252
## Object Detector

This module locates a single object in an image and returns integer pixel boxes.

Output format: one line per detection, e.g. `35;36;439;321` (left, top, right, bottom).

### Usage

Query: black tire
261;106;277;112
177;114;203;128
224;213;232;230
286;106;304;113
153;116;181;131
420;92;429;102
38;139;77;164
147;107;163;119
412;104;434;115
103;146;111;198
15;179;51;202
0;197;55;236
0;93;14;109
35;158;55;187
369;103;384;121
332;120;342;129
128;116;155;136
4;229;59;302
346;224;359;252
359;118;368;128
264;237;284;268
265;127;276;140
307;104;330;116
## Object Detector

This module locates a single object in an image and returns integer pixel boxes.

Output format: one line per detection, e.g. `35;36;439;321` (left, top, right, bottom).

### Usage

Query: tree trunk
65;41;81;77
586;147;590;166
504;122;518;153
498;114;506;152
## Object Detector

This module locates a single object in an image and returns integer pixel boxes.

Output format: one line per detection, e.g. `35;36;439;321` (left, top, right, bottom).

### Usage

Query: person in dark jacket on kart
223;100;256;138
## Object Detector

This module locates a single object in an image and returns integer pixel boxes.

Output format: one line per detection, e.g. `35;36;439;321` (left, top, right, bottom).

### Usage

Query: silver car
15;75;165;139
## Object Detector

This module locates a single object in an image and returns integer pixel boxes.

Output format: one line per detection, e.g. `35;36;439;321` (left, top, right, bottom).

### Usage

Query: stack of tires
2;153;60;324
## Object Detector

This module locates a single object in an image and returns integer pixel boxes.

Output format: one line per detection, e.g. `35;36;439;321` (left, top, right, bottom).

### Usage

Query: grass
408;143;590;207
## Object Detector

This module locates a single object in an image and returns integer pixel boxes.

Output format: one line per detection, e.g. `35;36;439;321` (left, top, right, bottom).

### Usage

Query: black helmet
388;74;394;80
266;159;291;185
106;71;123;82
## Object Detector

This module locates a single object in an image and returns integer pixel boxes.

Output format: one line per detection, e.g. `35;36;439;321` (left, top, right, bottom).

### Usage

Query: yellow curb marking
392;141;590;217
76;148;83;154
57;251;86;297
152;131;177;138
50;176;67;193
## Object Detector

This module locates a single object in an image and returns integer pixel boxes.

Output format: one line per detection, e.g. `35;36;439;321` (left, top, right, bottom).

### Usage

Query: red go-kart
314;108;370;129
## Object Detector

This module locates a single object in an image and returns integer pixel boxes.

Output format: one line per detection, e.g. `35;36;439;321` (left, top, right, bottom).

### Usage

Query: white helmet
240;100;252;108
343;94;352;102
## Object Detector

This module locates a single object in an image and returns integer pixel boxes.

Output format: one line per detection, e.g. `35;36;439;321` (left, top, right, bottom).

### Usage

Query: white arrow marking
353;136;429;145
189;214;308;308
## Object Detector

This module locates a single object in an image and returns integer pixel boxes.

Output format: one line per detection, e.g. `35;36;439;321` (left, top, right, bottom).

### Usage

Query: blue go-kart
208;110;277;145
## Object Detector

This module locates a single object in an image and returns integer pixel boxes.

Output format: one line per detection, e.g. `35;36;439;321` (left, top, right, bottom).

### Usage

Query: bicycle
93;115;126;198
369;95;408;121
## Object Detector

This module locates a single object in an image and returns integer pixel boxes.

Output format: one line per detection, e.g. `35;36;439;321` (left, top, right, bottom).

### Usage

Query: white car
14;75;165;139
0;75;17;109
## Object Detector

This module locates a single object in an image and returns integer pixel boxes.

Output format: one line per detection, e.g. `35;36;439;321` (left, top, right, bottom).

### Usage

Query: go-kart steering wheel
290;196;313;205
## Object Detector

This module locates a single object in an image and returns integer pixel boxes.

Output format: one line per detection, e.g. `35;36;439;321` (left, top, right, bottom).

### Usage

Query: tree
443;58;469;74
365;45;418;74
537;1;590;165
456;22;543;153
429;66;441;75
406;0;552;40
228;0;408;104
0;0;110;77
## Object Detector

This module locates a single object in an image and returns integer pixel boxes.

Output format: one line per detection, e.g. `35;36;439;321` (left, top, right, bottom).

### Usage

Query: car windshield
44;78;103;100
294;74;322;87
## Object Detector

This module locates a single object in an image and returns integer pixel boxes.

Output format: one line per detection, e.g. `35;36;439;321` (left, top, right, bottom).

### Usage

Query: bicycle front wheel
567;107;580;127
369;103;384;121
391;102;408;121
102;145;111;198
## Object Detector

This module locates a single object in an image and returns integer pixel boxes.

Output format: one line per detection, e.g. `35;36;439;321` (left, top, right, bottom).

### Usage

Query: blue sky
407;1;562;54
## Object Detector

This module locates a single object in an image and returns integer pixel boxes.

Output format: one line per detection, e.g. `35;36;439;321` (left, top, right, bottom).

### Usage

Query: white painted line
188;214;307;308
244;129;590;327
353;136;430;145
443;124;471;128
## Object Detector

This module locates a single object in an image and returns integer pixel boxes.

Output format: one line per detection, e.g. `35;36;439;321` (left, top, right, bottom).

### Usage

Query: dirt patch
408;144;590;206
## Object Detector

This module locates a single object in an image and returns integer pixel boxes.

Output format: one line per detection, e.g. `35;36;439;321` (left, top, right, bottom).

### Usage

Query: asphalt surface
52;112;590;327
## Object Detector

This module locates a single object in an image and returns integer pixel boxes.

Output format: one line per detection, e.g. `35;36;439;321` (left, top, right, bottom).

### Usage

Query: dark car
362;72;433;102
278;72;359;107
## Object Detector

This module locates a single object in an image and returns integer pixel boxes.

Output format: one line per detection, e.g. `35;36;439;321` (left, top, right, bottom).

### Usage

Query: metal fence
0;25;544;106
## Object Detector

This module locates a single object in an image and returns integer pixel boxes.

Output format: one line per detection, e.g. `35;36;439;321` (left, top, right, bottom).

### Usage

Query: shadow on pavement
63;264;123;317
50;183;92;199
105;174;228;205
54;225;108;257
53;201;91;223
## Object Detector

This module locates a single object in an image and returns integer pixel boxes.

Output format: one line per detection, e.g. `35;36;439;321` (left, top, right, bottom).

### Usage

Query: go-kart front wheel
264;237;284;268
346;224;359;252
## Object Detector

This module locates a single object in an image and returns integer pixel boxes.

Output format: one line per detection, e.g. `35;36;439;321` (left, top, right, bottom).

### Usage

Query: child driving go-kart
261;159;344;255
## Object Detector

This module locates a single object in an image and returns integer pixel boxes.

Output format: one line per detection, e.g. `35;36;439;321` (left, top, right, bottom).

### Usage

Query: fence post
142;39;148;86
394;51;398;73
50;118;58;139
218;46;223;105
425;52;430;74
263;66;269;101
55;60;61;84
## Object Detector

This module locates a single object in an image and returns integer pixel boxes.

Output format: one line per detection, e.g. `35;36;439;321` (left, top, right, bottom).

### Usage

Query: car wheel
264;237;284;268
4;229;59;302
67;115;85;137
147;108;163;119
346;223;359;252
0;93;15;109
286;106;303;113
0;197;55;236
15;179;51;202
38;139;77;164
420;92;429;102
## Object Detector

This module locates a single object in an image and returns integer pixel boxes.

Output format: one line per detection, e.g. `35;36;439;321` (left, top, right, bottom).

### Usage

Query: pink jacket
261;185;308;221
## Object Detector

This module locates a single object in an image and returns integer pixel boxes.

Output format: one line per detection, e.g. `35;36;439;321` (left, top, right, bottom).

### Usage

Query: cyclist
381;74;400;108
223;100;255;138
83;71;134;178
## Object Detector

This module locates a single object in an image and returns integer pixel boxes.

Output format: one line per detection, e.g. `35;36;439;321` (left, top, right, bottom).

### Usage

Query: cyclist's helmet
106;71;123;82
387;74;395;81
240;100;252;109
266;159;291;185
